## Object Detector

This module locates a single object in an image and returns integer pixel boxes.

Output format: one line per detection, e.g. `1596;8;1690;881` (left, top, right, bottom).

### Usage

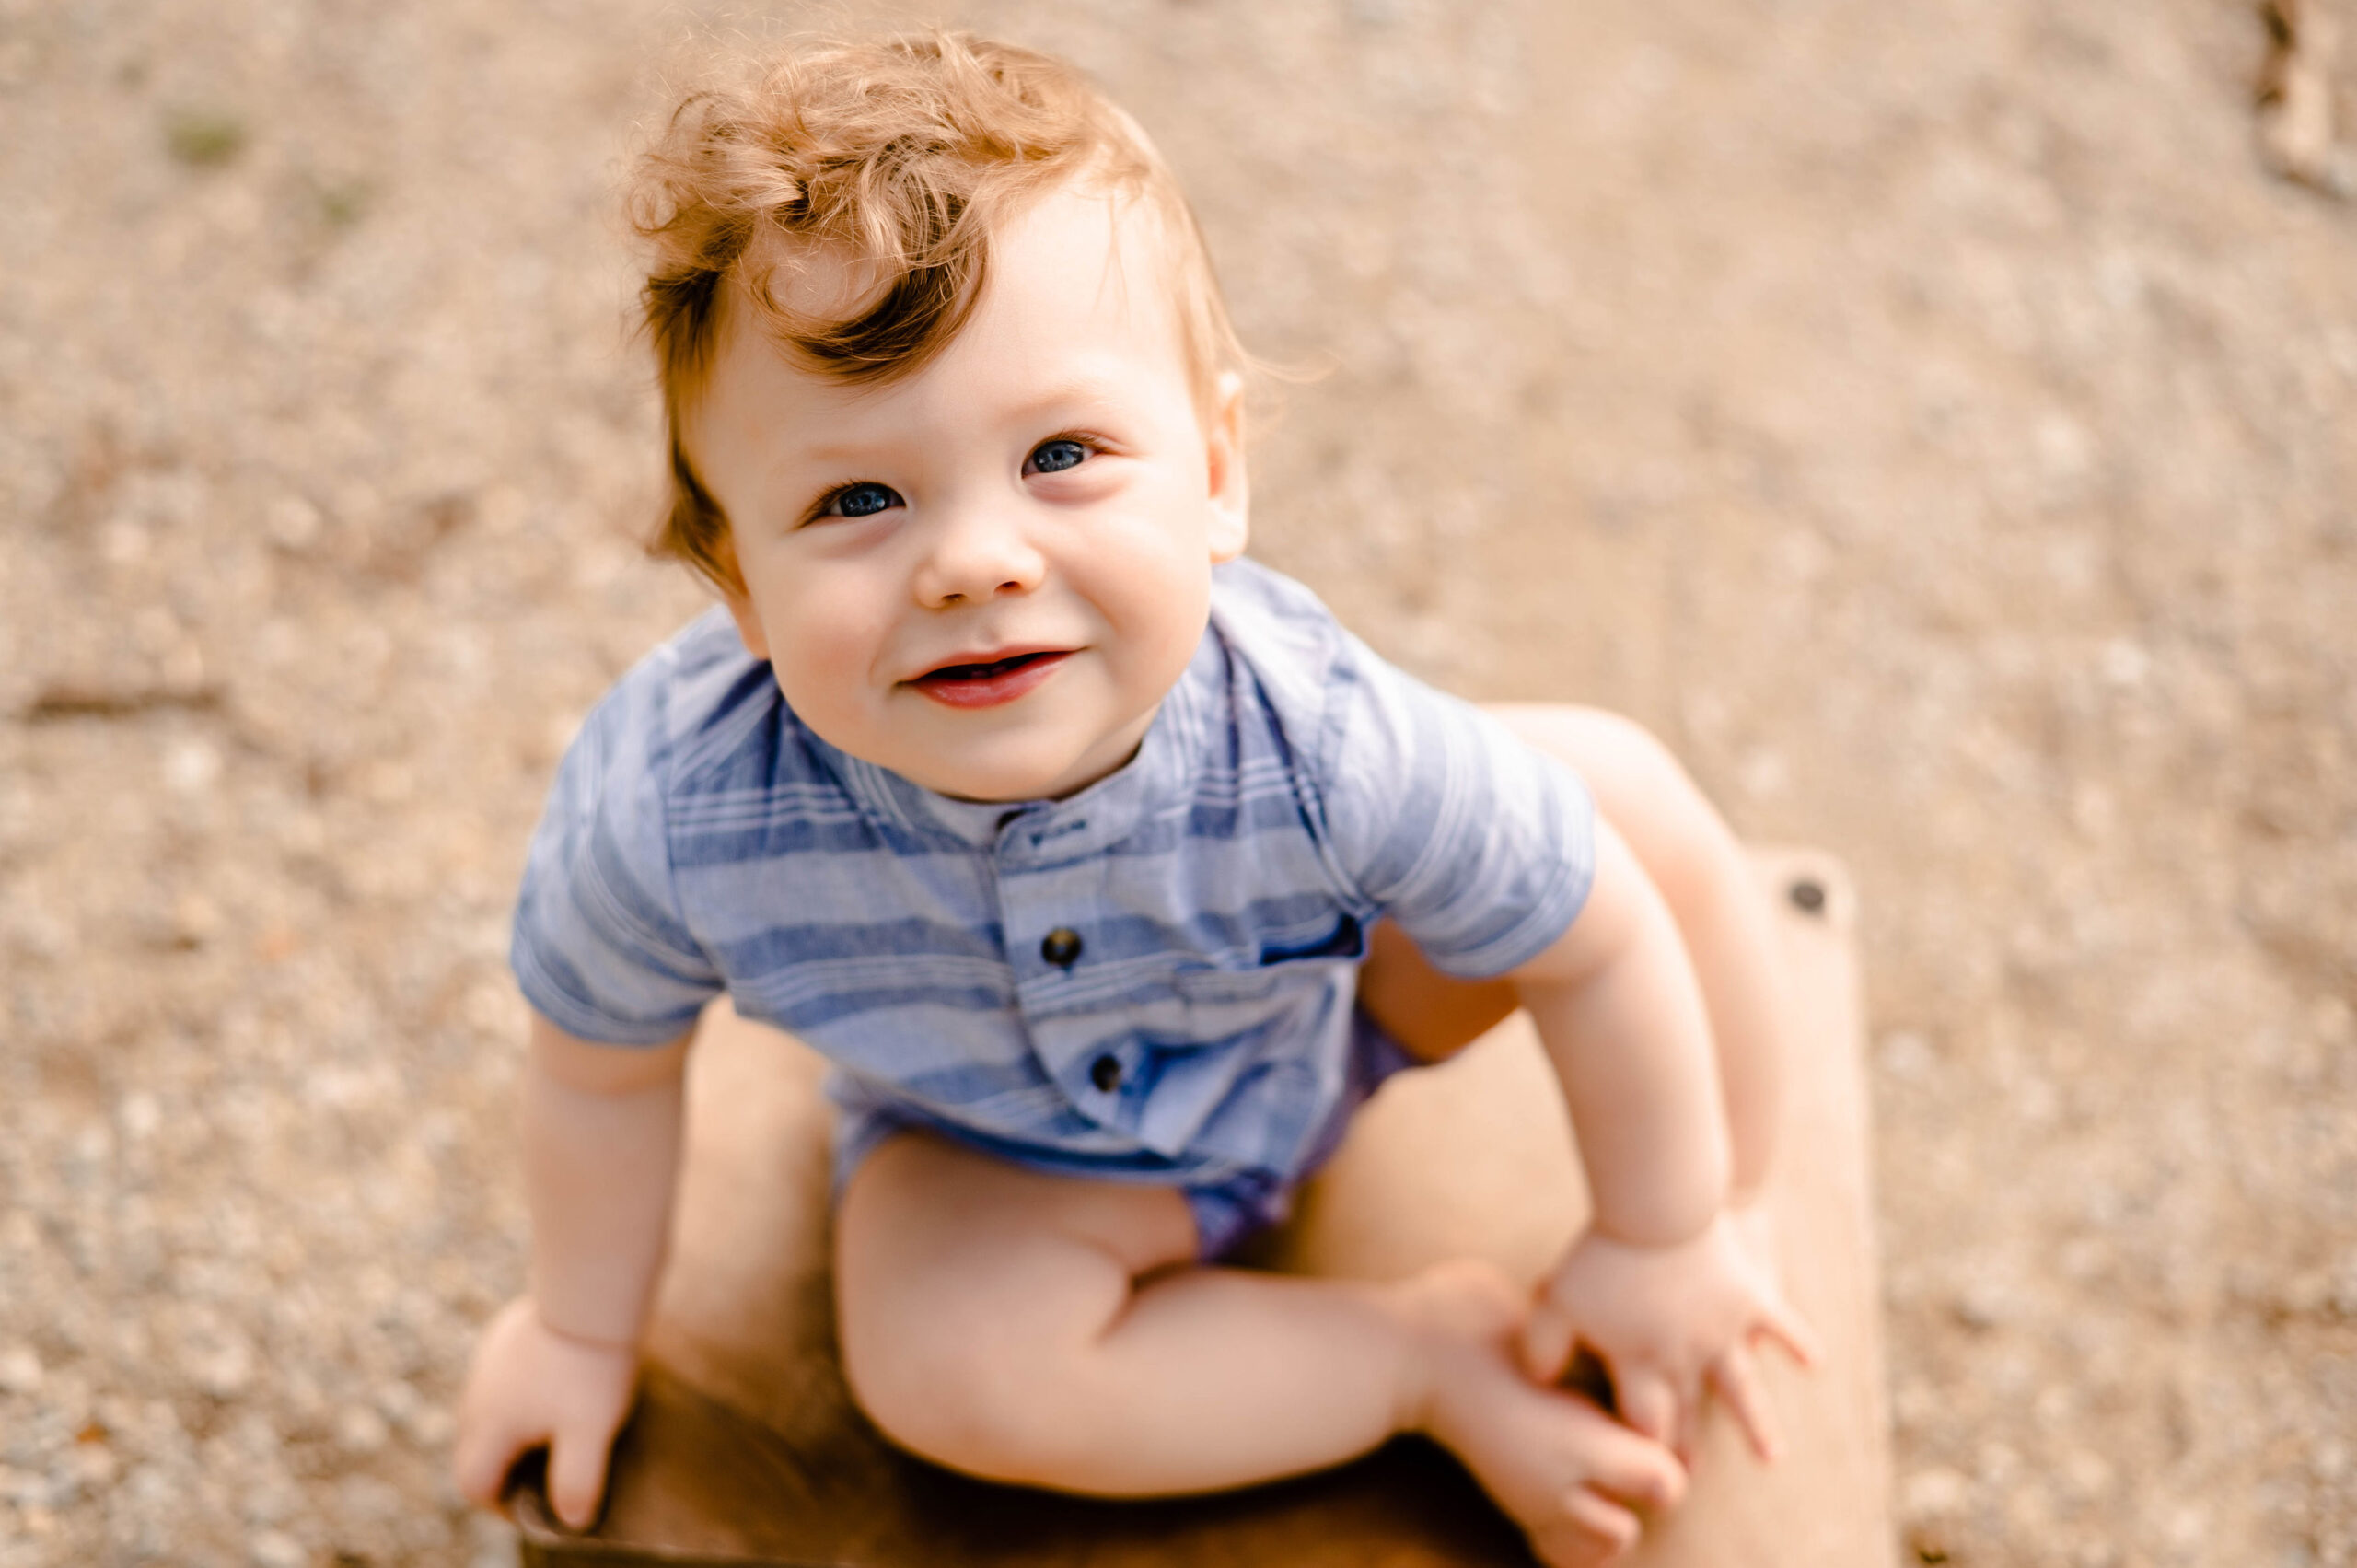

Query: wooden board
516;848;1891;1567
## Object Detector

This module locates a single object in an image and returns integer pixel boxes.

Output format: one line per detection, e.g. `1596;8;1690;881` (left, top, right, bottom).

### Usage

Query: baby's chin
881;717;1150;805
909;746;1135;806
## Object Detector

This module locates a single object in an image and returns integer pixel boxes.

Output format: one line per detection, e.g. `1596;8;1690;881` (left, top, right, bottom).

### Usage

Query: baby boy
454;31;1812;1567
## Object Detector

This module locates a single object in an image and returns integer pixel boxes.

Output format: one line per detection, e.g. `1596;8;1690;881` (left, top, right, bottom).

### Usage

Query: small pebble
68;1443;118;1492
267;496;322;550
0;1345;41;1394
250;1528;308;1568
118;1093;162;1141
336;1405;390;1457
1953;1281;2014;1330
1903;1466;1973;1520
164;738;225;796
1878;1028;1937;1082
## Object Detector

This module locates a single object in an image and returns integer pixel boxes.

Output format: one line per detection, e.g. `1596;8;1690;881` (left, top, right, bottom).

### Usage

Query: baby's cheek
769;606;887;721
1119;547;1213;668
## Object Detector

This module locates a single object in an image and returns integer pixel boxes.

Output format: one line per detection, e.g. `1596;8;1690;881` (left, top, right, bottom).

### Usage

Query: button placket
994;830;1125;1128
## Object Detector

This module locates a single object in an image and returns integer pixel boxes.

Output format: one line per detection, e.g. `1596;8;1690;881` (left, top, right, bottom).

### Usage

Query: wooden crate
516;849;1891;1567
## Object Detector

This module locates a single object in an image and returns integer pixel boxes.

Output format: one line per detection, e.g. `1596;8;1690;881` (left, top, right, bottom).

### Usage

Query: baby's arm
452;1013;691;1528
1483;705;1790;1207
1509;817;1815;1459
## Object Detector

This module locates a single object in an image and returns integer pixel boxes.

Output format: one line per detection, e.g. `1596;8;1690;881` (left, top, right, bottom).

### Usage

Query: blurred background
3;0;2353;1563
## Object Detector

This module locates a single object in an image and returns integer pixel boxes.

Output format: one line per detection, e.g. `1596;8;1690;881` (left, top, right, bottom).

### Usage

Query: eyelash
808;480;900;523
804;435;1108;523
1026;432;1104;475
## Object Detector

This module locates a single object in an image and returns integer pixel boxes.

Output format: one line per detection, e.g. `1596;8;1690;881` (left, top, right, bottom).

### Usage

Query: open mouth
910;648;1072;709
923;650;1059;683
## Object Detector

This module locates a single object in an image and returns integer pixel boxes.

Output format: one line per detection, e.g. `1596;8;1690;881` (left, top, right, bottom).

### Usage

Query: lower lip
911;651;1072;710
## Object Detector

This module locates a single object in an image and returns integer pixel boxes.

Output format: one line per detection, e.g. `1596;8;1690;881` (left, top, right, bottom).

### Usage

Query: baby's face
686;184;1248;802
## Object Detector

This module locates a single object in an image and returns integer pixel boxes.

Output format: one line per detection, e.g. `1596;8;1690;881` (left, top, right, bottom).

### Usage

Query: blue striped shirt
511;558;1596;1197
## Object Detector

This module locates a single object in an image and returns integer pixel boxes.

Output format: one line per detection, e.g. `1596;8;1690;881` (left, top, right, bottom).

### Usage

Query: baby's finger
451;1414;532;1513
1520;1291;1582;1386
1557;1485;1642;1557
546;1423;616;1534
1708;1342;1782;1462
1560;1397;1688;1514
1754;1293;1823;1372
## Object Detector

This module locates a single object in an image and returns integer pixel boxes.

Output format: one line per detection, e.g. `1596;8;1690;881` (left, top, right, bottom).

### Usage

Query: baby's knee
1513;705;1695;807
1495;707;1738;886
835;1138;1196;1485
838;1279;1101;1486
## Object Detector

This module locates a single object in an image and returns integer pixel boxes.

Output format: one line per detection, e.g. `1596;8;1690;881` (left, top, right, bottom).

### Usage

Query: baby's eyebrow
1008;371;1131;413
793;379;1135;470
757;362;1147;484
783;437;897;470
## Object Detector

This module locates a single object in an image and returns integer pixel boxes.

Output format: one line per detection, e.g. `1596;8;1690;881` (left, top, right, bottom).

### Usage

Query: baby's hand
1521;1214;1817;1463
452;1297;640;1531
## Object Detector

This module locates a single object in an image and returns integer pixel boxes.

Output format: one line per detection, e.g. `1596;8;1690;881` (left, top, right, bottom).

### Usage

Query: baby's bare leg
836;1132;1681;1562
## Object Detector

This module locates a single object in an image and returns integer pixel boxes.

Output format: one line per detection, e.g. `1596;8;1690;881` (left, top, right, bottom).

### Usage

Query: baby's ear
1204;371;1250;563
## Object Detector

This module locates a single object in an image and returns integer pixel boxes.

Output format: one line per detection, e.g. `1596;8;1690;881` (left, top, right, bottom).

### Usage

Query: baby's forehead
985;184;1190;330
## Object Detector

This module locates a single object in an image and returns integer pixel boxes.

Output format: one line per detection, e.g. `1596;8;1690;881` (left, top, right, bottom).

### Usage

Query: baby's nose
912;506;1046;606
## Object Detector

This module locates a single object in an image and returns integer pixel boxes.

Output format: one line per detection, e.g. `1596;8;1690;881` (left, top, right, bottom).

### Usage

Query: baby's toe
1425;1340;1684;1567
1566;1402;1687;1514
1526;1486;1640;1568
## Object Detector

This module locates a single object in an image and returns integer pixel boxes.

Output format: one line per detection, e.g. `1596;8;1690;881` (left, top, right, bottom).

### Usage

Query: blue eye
826;482;900;518
1028;438;1088;475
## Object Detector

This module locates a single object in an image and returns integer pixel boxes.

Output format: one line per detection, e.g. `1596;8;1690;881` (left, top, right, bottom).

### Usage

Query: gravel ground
3;1;2352;1564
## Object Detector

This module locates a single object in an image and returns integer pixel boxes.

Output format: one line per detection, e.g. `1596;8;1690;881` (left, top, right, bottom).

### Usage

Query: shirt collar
813;630;1221;863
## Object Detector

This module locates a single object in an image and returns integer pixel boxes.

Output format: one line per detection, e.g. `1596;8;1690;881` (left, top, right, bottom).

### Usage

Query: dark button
1040;927;1084;969
1089;1053;1121;1093
1787;877;1827;916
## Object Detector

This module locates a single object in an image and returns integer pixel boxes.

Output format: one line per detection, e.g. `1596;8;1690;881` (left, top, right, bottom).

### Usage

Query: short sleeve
510;672;724;1045
1313;633;1596;979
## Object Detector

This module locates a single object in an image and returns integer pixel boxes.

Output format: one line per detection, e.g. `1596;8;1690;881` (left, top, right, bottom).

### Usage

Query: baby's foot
1400;1260;1686;1567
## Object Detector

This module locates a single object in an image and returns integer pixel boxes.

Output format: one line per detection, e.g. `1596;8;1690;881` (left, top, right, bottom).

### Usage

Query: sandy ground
2;1;2352;1564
